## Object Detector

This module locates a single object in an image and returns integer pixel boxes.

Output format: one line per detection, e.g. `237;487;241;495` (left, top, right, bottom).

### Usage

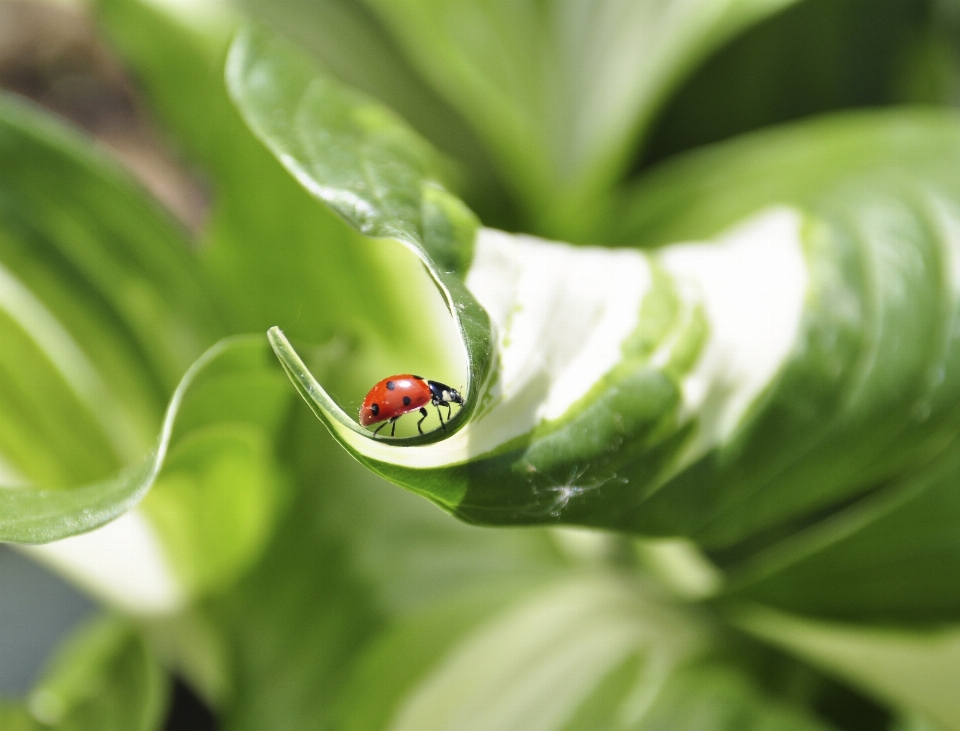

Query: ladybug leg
390;416;399;437
435;401;446;431
416;407;428;434
373;422;387;435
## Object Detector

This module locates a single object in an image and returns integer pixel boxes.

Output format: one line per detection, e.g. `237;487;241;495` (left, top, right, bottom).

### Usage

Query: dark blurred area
0;0;208;231
641;0;959;170
165;679;219;731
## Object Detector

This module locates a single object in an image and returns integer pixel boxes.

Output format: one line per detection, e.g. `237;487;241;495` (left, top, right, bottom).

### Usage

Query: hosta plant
2;0;960;729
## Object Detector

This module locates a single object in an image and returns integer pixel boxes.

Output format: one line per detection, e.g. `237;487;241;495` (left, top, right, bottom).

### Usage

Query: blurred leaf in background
0;617;168;731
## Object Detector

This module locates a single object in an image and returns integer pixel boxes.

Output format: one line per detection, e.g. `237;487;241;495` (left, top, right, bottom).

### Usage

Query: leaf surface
0;336;287;548
0;93;223;487
717;440;960;622
0;95;291;550
230;31;960;571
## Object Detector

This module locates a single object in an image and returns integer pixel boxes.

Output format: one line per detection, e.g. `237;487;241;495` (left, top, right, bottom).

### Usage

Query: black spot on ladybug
386;381;396;390
370;403;379;416
413;375;423;380
403;396;412;406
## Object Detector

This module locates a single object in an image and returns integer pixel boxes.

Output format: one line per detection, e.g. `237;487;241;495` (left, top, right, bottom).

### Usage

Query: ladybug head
427;380;464;406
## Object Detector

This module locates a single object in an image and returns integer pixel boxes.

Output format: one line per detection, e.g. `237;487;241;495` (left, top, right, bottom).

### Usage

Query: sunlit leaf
232;31;960;577
598;111;960;551
363;577;699;731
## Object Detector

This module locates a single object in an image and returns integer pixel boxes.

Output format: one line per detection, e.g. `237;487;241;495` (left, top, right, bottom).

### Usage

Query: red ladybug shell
359;374;432;426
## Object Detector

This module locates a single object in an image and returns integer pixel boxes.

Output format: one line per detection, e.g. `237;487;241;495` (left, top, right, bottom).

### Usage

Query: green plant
2;0;960;728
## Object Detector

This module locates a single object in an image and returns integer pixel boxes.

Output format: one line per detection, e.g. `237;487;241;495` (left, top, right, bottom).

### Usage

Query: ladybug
360;374;464;437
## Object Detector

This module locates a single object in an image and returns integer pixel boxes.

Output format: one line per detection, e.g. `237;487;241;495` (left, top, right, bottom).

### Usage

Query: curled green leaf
232;27;960;560
0;92;225;488
0;336;282;544
228;24;492;440
267;204;807;516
